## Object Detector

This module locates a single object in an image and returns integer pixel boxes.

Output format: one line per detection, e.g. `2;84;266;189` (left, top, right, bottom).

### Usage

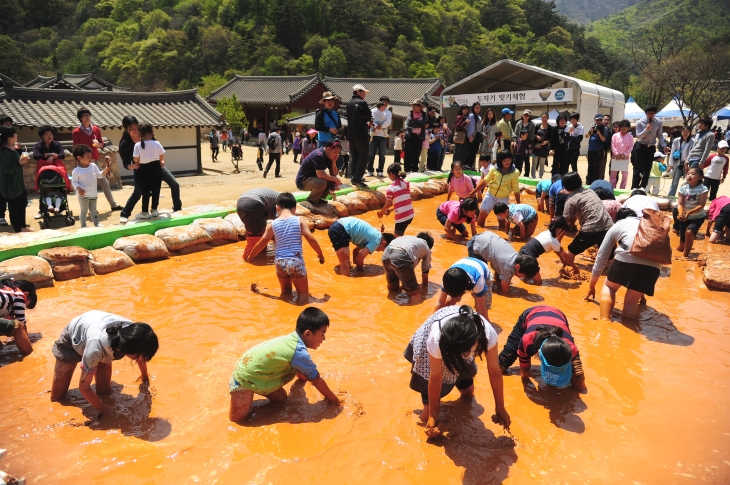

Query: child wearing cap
229;307;342;421
701;140;728;201
646;151;667;195
498;305;586;391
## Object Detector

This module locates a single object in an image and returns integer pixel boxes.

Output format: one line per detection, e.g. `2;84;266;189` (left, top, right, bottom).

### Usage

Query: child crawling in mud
405;305;509;438
245;192;325;305
229;307;342;421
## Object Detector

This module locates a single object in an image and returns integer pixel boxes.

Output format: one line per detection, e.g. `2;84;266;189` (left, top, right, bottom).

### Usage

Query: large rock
338;196;369;215
224;213;246;238
89;247;135;275
295;203;312;216
37;246;90;263
155;225;213;252
653;197;671;210
192;218;240;244
51;260;95;281
0;256;54;288
308;214;338;230
113;234;170;262
409;185;423;200
412;182;437;198
704;258;730;290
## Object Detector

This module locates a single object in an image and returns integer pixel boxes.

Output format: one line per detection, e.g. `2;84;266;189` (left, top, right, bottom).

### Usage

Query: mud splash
1;196;729;484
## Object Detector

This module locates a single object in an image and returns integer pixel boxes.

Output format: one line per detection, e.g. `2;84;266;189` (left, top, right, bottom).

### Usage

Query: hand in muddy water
584;287;595;301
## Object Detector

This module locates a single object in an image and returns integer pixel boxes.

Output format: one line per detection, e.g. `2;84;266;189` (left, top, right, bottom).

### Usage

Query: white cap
719;140;729;149
352;84;370;93
654;151;665;159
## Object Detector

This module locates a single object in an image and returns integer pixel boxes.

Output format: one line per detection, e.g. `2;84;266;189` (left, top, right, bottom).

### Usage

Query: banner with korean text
442;88;573;109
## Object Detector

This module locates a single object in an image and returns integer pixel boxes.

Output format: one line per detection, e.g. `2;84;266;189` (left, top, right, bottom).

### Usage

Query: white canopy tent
530;108;561;126
624;96;644;123
656;97;695;124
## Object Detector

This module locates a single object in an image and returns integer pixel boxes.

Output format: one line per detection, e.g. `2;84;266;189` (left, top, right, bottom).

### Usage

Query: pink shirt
439;201;467;224
708;196;730;220
611;132;634;158
449;174;475;199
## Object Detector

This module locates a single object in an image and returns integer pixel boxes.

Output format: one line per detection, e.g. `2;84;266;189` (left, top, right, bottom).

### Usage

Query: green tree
262;55;287;75
216;94;247;132
197;73;228;97
303;35;329;70
112;0;143;21
0;35;34;82
319;46;347;77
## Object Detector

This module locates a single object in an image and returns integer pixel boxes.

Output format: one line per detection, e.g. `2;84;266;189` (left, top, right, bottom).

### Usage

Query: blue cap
538;341;572;387
502;108;514;115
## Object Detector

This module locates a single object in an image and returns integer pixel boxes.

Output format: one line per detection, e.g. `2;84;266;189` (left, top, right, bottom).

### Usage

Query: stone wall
22;153;122;193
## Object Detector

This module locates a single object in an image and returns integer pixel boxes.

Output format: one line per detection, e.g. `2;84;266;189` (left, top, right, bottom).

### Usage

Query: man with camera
584;113;609;184
632;104;668;189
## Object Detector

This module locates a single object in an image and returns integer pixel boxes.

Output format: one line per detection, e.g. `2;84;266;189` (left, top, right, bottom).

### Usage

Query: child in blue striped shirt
493;202;538;239
245;192;325;305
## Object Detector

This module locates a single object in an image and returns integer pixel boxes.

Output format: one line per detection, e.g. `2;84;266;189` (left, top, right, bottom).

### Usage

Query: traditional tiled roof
22;73;129;92
0;73;21;93
208;74;321;105
322;77;443;105
0;86;222;129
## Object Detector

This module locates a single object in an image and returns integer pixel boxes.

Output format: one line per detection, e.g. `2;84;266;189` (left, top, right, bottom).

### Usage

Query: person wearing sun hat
498;305;586;391
346;84;373;187
497;108;515;146
315;91;342;145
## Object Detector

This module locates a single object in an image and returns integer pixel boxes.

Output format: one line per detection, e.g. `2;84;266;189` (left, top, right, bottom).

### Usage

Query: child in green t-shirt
229;307;342;421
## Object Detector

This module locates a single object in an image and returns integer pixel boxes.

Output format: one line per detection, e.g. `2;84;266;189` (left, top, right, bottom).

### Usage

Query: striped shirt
386;179;414;223
272;216;303;261
0;287;27;323
611;132;634;158
497;306;582;376
507;204;537;225
447;257;492;297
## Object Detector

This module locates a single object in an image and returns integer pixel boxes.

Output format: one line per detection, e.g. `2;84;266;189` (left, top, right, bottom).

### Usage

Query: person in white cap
701;139;728;200
346;84;372;187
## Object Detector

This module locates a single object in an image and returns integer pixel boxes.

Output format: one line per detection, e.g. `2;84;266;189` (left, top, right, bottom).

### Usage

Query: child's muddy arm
79;372;105;413
137;358;149;383
301;218;325;263
310;376;342;404
427;355;443;429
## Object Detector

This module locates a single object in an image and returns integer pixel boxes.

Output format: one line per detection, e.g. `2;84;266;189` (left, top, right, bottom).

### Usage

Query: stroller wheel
39;221;46;230
43;213;51;227
65;216;75;226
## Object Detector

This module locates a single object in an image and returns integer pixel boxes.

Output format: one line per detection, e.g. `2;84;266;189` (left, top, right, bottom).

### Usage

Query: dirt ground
4;143;728;236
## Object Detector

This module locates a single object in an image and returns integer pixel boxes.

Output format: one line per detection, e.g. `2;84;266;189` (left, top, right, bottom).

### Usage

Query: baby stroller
37;166;74;229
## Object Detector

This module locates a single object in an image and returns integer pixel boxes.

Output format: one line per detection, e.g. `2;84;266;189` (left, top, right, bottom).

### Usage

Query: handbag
630;208;672;264
454;131;466;144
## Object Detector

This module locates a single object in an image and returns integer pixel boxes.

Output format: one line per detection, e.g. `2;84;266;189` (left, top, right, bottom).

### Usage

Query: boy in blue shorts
434;257;492;320
493;202;538;239
328;216;395;276
229;307;342;421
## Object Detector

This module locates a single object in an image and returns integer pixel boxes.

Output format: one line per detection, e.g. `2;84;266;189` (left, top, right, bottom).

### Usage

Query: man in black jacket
346;84;372;187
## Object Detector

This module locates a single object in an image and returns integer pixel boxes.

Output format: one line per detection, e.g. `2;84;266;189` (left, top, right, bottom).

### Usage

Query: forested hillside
0;0;629;93
588;0;730;49
552;0;639;25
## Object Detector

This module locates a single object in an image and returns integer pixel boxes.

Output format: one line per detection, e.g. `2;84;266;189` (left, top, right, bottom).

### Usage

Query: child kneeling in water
245;192;325;304
229;307;342;421
405;305;509;438
498;305;586;391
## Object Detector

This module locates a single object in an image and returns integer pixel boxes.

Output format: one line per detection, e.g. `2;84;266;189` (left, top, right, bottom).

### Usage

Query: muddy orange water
2;196;730;484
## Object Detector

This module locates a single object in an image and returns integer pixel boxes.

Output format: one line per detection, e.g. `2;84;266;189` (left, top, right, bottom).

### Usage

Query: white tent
530;109;561;126
713;104;730;130
624;96;644;123
656;96;695;124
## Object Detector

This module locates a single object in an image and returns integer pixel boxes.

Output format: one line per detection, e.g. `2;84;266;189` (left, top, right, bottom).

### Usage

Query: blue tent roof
714;104;730;121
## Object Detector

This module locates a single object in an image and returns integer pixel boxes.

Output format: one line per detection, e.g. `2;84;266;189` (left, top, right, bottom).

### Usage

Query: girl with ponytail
405;305;509;438
498;306;586;391
377;163;414;236
51;311;159;416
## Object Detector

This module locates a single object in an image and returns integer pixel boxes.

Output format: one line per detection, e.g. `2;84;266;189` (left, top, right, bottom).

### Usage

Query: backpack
630;208;672;265
267;135;277;151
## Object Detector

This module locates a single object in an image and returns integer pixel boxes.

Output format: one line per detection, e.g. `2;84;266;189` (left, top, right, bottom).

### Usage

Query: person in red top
377;163;414;236
706;195;730;243
498;305;586;391
71;107;123;211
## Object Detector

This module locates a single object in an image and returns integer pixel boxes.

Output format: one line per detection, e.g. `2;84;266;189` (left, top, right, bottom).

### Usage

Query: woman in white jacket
668;126;694;197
